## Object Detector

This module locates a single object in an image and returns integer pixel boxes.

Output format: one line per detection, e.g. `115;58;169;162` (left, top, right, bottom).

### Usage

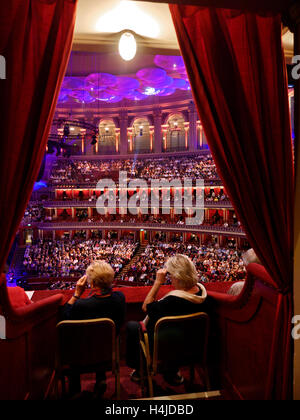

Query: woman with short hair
62;260;125;398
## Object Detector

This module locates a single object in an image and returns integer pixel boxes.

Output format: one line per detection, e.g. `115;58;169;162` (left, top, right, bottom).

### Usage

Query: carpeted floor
57;364;216;401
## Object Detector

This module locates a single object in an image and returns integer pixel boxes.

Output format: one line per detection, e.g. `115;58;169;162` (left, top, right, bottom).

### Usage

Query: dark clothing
126;285;206;370
126;321;143;370
62;291;126;334
61;290;125;396
146;286;205;335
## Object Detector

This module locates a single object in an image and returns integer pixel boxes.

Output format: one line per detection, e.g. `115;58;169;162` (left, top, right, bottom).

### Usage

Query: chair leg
141;363;153;398
115;337;120;399
140;353;146;398
147;372;154;398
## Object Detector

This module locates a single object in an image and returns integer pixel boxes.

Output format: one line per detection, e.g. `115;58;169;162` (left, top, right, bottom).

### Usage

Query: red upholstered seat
0;264;283;400
0;274;63;400
205;263;284;400
6;286;32;309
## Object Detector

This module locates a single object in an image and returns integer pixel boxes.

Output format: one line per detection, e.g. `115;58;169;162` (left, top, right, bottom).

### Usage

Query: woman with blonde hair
126;254;207;386
62;260;126;398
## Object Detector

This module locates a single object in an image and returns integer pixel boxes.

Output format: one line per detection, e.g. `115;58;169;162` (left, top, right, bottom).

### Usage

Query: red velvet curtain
0;0;77;271
170;6;294;399
134;0;291;14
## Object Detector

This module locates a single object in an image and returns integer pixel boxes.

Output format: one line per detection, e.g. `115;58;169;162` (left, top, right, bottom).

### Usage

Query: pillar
184;122;189;150
153;108;162;154
199;123;204;149
149;126;154;152
84;117;95;156
188;102;198;151
115;128;120;153
81;133;85;155
128;128;133;153
162;125;168;152
119;110;128;155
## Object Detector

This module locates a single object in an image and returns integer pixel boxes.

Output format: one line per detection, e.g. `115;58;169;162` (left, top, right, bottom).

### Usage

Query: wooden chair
139;312;210;397
55;318;120;399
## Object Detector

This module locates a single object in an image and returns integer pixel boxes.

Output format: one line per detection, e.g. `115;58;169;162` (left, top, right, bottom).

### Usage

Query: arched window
99;120;117;154
132;117;150;152
166;114;186;151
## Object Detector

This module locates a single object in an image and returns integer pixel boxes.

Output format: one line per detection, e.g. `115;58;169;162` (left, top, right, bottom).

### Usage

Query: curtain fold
0;0;77;271
133;0;290;14
170;5;294;399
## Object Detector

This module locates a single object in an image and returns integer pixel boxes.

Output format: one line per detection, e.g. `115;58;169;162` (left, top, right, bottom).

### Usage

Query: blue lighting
33;181;47;191
143;87;161;96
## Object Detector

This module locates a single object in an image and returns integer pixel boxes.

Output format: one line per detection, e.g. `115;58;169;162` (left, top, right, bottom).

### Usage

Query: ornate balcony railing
34;221;246;237
40;199;233;209
47;178;224;188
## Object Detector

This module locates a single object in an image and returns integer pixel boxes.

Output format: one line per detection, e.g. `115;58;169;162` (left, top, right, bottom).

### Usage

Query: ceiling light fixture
119;32;137;61
96;1;160;39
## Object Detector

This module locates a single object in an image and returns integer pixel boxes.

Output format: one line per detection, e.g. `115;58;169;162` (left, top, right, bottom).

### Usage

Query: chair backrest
152;312;209;372
56;318;117;372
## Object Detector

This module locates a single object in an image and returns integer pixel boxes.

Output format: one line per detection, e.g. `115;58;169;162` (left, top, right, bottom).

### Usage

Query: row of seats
0;264;282;400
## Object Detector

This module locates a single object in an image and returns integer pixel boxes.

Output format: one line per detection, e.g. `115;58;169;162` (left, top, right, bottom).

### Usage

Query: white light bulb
119;32;137;61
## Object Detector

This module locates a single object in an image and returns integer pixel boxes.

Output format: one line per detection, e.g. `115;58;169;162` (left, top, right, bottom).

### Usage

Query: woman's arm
142;269;167;312
66;275;87;305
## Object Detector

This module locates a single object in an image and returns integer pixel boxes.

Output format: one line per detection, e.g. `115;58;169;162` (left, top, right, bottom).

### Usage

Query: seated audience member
126;254;207;385
227;248;261;296
62;261;126;398
242;248;261;266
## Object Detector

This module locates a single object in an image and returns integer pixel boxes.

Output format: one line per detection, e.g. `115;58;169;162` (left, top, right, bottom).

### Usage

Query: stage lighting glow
59;55;190;103
143;87;160;96
96;1;160;39
119;32;137;61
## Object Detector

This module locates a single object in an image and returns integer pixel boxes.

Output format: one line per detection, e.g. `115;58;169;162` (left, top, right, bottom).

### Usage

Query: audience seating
138;312;210;397
0;263;284;400
55;318;120;399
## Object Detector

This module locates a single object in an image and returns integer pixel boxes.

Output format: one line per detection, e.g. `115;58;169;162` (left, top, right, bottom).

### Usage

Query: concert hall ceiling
57;1;294;106
73;0;179;53
73;0;293;61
